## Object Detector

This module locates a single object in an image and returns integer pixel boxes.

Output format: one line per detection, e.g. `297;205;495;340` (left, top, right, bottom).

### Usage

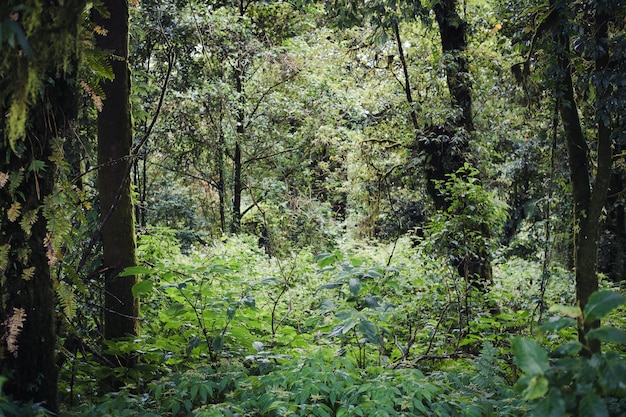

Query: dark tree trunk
0;2;84;411
430;0;492;289
94;0;139;348
0;83;66;413
553;2;612;355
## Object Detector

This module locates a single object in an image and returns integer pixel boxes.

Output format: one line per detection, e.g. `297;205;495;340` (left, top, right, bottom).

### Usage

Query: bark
554;3;612;355
430;0;492;289
0;84;65;412
94;0;139;346
0;2;83;410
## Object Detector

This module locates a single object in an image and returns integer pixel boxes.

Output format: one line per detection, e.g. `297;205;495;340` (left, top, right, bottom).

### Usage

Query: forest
1;0;626;415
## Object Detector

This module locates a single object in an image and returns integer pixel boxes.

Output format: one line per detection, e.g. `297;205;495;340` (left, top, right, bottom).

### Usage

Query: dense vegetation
1;0;625;416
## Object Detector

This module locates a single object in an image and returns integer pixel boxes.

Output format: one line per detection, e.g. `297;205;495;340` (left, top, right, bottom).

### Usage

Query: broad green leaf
586;327;626;345
119;265;156;276
540;317;576;333
547;305;582;319
316;252;338;267
584;291;626;324
512;337;549;375
522;375;548;400
530;389;565;417
549;341;582;357
348;277;361;296
359;319;381;345
363;296;381;309
579;394;609;417
131;279;153;298
212;336;223;352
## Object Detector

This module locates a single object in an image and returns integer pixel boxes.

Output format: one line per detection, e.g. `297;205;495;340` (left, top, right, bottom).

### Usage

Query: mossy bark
0;1;84;410
430;0;493;290
93;0;139;346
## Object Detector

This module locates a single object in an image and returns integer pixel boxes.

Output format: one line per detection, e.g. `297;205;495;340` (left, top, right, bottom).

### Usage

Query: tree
548;0;624;354
93;0;139;349
0;1;85;411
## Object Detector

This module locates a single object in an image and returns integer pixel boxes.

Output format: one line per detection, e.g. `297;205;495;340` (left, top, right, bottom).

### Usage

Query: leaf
539;316;576;333
586;327;626;345
6;19;33;60
522;375;548;400
549;341;582;357
578;394;609;417
512;337;549;376
132;280;154;298
120;265;156;276
7;202;21;222
547;304;582;319
316;252;338;268
359;319;382;345
363;296;381;309
348;277;361;296
212;336;223;352
530;389;565;417
584;291;626;324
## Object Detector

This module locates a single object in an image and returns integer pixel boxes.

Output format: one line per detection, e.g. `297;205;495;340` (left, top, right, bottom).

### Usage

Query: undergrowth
52;232;626;416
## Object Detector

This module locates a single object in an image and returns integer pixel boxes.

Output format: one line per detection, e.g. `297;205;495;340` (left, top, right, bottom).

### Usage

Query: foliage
513;290;626;416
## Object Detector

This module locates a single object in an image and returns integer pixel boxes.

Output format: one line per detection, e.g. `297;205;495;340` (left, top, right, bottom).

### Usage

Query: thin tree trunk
94;0;139;348
554;3;612;355
431;0;492;289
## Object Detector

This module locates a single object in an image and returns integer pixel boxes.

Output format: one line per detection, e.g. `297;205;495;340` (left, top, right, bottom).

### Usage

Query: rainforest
1;0;625;416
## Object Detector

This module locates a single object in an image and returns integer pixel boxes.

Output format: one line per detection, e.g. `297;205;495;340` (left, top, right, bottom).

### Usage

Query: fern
0;172;8;189
7;202;21;222
472;340;506;390
8;170;24;197
83;47;114;82
0;244;9;274
3;307;27;358
21;266;35;281
56;280;77;321
19;208;39;236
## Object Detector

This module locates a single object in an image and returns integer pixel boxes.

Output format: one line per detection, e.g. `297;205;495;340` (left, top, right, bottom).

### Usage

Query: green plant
513;290;626;416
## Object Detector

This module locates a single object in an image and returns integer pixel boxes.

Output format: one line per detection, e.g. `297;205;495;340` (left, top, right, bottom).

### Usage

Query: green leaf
547;304;582;319
132;280;154;298
583;291;626;324
212;336;223;352
549;341;582;357
119;265;156;276
539;317;576;333
512;337;549;375
530;389;565;417
586;327;626;345
522;376;548;400
359;319;382;345
316;252;338;268
348;277;361;296
579;394;609;417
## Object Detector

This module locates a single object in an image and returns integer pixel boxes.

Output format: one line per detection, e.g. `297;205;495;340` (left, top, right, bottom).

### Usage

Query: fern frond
8;170;24;197
3;307;27;358
44;232;59;266
21;266;35;281
0;172;8;189
7;202;21;222
19;208;39;236
0;244;10;274
56;280;77;321
83;48;114;81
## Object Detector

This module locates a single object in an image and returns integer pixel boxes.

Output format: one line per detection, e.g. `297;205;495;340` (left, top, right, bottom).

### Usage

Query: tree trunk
94;0;139;347
554;2;612;355
431;0;492;289
0;2;84;411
